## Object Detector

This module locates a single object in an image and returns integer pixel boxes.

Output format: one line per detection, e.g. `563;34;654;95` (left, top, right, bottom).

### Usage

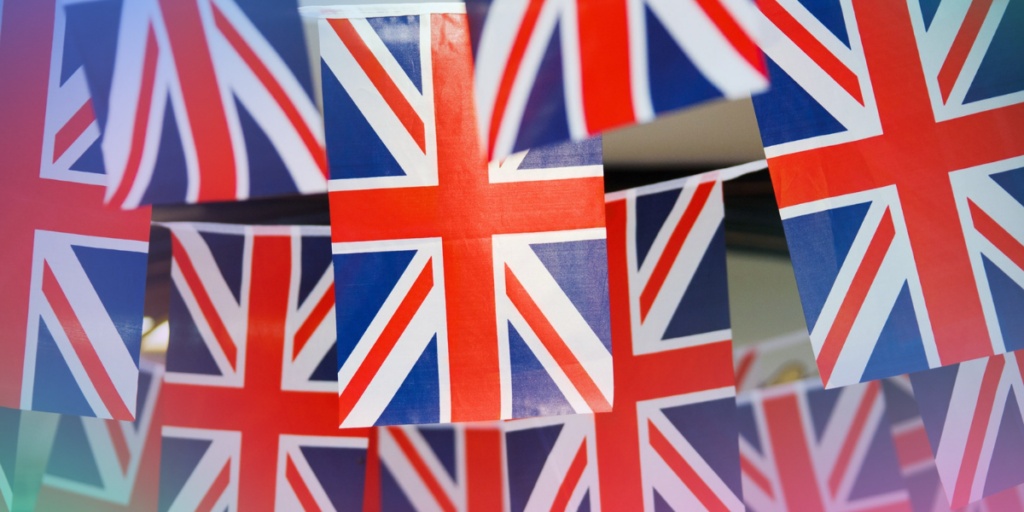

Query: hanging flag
315;3;612;427
65;0;326;208
750;0;1024;388
35;362;164;512
160;223;368;511
0;408;19;512
0;0;151;420
734;330;817;393
738;379;913;512
909;351;1024;508
465;0;768;160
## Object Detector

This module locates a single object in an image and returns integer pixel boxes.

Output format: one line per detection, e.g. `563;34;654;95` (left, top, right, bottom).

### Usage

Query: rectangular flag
750;0;1024;388
65;0;326;208
316;3;612;427
466;0;768;160
160;223;368;511
734;330;817;393
0;0;152;420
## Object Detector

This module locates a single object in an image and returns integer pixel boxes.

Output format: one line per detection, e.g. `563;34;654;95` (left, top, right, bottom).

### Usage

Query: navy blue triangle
752;56;847;147
783;201;871;331
322;58;407;179
795;0;849;47
70;138;106;175
300;445;367;511
236;97;298;199
232;0;314;97
517;137;603;169
919;0;941;30
72;244;147;366
848;416;906;500
530;239;612;351
506;424;563;512
663;221;730;340
654;490;676;512
964;0;1024;103
166;284;222;376
645;5;722;114
984;388;1024;497
380;461;417;512
367;16;422;93
197;231;245;304
375;336;440;426
299;235;333;307
334;250;416;364
909;363;960;451
636;188;681;269
418;427;457;484
983;255;1024;352
140;99;188;205
46;415;103;487
807;386;842;441
880;379;921;425
512;21;571;154
158;437;212;512
310;342;338;382
661;397;743;498
736;402;762;454
63;0;122;129
509;322;575;419
577;490;591;512
60;22;84;86
861;283;930;381
33;320;94;417
991;167;1024;206
134;369;153;431
0;408;18;490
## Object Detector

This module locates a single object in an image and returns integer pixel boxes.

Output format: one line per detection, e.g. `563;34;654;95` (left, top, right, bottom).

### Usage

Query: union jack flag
0;0;152;419
750;0;1024;388
160;223;368;511
316;4;612;427
0;407;19;512
909;351;1024;508
502;415;599;512
36;362;164;512
65;0;326;208
738;379;914;512
465;0;768;160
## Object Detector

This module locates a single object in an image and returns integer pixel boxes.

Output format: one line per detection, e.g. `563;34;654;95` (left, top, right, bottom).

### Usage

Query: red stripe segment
828;381;879;496
465;429;505;512
286;455;323;512
196;462;231;512
42;262;133;420
648;421;730;512
108;27;159;208
735;350;756;389
170;233;237;369
740;453;774;499
105;420;132;474
640;180;716;321
693;0;765;76
388;427;457;512
486;0;546;158
937;0;994;103
970;200;1024;272
893;425;933;469
329;18;426;153
763;393;827;512
951;355;1006;508
505;265;612;413
817;209;895;385
549;439;588;512
577;0;636;134
53;99;96;163
293;283;336;361
338;260;433;424
759;0;864;105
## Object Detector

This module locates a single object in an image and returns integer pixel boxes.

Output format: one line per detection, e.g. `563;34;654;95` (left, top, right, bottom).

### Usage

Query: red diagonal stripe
759;0;864;104
640;180;716;321
649;420;730;512
828;380;880;496
549;439;588;512
937;0;994;103
42;262;133;420
212;4;327;178
53;99;95;163
505;265;611;413
286;454;323;512
735;350;756;389
388;427;457;512
893;424;932;469
693;0;765;76
740;453;774;499
338;260;433;424
293;283;336;361
329;18;426;153
105;420;132;474
108;26;159;208
196;462;231;512
486;0;545;159
970;200;1024;273
818;209;895;385
951;355;1006;508
170;233;237;369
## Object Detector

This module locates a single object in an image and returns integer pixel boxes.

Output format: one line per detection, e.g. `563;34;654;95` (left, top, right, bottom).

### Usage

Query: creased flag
316;3;613;427
0;0;152;420
65;0;326;208
750;0;1024;388
160;223;368;511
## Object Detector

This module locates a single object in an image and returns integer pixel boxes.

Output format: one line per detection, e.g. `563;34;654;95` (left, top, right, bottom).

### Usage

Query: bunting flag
35;362;164;512
909;351;1024;508
65;0;326;208
160;223;368;511
0;408;19;512
750;0;1024;388
317;4;612;427
738;379;913;512
0;0;151;419
465;0;768;160
734;330;817;393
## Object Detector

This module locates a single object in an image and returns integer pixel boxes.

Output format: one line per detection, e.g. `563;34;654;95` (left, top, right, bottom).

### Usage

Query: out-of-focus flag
35;362;164;512
65;0;326;208
314;3;612;427
159;223;368;511
0;0;151;420
738;379;913;512
0;408;19;512
465;0;768;160
750;0;1024;388
734;330;817;393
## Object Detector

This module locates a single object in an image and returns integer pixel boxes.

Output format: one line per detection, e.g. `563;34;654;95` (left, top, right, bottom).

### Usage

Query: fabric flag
35;362;164;512
0;408;20;512
0;0;152;420
65;0;326;208
738;378;913;512
734;330;817;393
465;0;768;160
160;223;368;511
317;3;612;427
501;415;600;511
909;351;1024;508
750;0;1024;388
